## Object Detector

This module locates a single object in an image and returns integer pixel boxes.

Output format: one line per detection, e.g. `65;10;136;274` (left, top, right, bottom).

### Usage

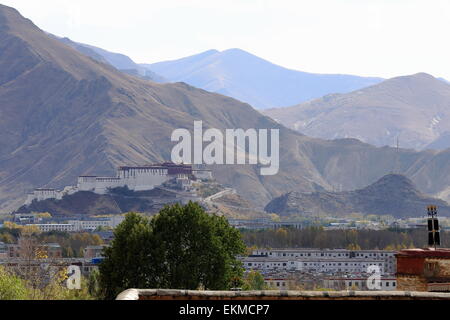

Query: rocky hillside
16;187;187;216
265;174;450;218
264;73;450;150
207;193;269;219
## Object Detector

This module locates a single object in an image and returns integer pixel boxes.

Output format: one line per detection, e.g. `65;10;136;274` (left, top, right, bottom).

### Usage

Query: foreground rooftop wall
116;289;450;300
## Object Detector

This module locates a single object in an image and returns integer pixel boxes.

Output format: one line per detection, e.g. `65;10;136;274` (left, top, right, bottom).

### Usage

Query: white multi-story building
296;258;384;274
27;216;125;233
241;256;385;274
67;216;125;231
25;163;212;205
251;248;397;274
28;223;77;232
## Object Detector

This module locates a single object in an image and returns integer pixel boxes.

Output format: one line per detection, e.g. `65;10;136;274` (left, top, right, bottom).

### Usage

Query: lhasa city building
25;163;212;205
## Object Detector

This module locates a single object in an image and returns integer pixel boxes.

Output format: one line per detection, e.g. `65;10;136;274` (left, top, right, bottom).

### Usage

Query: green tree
87;268;102;298
0;266;29;300
242;270;266;290
99;202;246;299
99;212;155;299
151;202;245;291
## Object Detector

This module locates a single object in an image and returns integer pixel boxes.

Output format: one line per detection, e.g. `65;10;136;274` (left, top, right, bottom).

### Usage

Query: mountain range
265;174;450;218
54;36;166;83
264;73;450;150
145;49;383;110
1;4;450;215
64;42;450;151
0;4;328;211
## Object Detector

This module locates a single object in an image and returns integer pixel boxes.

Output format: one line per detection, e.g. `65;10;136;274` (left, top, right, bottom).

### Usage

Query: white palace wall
24;164;210;206
117;167;172;192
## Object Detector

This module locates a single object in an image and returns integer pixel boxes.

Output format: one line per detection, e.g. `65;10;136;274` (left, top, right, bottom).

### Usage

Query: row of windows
267;252;393;258
122;169;168;176
301;262;383;268
266;281;287;287
246;262;383;270
40;226;75;231
347;281;396;287
247;263;288;267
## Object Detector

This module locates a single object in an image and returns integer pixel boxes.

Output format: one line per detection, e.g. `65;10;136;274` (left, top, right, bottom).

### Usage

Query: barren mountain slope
265;174;450;218
265;73;450;150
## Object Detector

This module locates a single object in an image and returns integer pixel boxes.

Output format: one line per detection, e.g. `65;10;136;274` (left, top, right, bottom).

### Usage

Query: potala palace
25;163;212;205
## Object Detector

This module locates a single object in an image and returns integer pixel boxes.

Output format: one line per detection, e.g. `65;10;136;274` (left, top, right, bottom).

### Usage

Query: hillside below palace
24;163;212;205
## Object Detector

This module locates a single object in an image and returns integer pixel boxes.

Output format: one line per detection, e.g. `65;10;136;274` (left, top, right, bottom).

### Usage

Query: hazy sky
2;0;450;79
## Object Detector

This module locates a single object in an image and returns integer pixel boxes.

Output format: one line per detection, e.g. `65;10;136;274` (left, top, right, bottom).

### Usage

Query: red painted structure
396;248;450;291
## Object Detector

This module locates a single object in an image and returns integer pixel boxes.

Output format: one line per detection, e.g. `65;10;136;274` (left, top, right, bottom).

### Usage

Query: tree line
0;227;103;258
241;227;448;250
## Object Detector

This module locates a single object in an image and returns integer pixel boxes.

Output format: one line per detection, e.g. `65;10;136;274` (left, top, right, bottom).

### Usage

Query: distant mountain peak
201;49;220;55
221;48;252;55
412;72;435;78
387;72;442;84
372;173;415;186
265;173;450;218
361;174;420;196
265;71;450;150
147;48;383;109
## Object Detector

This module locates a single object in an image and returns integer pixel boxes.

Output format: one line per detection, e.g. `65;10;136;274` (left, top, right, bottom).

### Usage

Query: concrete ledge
116;289;450;300
116;289;141;300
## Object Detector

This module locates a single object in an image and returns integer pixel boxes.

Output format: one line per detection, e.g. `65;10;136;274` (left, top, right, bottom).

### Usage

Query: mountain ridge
53;36;166;83
264;72;450;150
146;48;383;109
265;174;450;218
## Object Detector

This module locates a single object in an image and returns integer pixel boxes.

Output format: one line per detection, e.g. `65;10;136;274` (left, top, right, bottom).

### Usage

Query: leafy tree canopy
242;270;267;290
0;267;28;300
99;202;245;299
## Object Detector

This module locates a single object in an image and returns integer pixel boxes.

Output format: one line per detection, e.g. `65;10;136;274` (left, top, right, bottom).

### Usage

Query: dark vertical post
427;205;440;249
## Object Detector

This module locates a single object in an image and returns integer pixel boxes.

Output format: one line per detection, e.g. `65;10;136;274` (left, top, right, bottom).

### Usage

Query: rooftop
118;163;192;170
396;248;450;258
